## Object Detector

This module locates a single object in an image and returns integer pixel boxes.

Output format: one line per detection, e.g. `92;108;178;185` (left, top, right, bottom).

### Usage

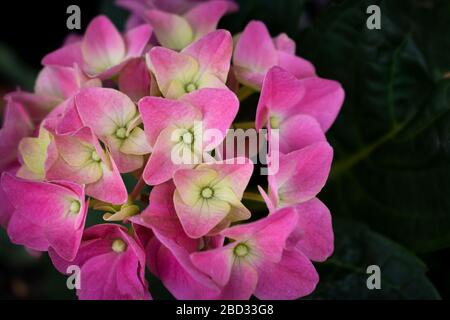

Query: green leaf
310;219;440;299
300;0;450;252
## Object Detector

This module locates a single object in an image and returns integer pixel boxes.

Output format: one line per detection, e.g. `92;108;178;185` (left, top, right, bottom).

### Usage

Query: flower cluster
0;0;344;300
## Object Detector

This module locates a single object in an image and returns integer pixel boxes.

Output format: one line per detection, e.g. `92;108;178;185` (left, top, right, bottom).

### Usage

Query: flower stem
131;176;146;201
237;86;256;102
243;192;265;203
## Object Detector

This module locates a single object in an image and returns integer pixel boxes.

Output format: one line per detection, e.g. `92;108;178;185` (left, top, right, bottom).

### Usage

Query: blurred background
1;0;449;299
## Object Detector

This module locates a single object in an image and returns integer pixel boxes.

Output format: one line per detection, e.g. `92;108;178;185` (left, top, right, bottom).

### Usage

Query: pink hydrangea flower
1;173;87;261
0;1;344;300
43;16;152;79
45;126;128;204
75;87;152;173
138;88;239;185
131;181;222;299
49;224;151;300
173;158;253;238
146;30;232;99
191;208;319;299
233;21;316;90
145;0;237;50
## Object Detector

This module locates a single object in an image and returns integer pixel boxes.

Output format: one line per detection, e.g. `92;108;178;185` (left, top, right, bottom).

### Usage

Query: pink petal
81;16;126;75
180;88;239;143
138;96;201;146
274;33;296;54
233;21;278;89
154;233;220;299
1;173;87;260
197;158;253;198
254;249;319;300
142;126;196;185
255;66;305;130
269;142;333;206
190;244;234;286
146;47;199;98
6;91;60;122
124;24;152;58
145;9;194;50
221;208;298;263
50;224;150;300
278;114;326;154
219;261;258;299
85;157;128;205
294;77;345;132
0;100;33;171
119;58;152;102
289;198;334;262
75;87;137;138
185;1;238;38
183;30;232;82
277;51;316;80
42;42;84;69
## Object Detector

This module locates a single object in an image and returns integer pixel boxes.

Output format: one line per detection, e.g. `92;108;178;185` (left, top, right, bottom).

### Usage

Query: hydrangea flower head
0;2;344;300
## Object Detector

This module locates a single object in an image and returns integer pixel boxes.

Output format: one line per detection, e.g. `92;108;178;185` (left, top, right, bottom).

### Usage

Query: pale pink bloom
138;88;239;185
49;224;151;300
42;16;152;79
233;21;316;90
45;126;128;204
173;158;253;238
191;208;319;299
0;99;34;172
131;181;221;299
256;68;345;152
145;0;237;50
266;142;333;209
75;87;152;173
146;30;232;99
7;65;100;122
1;173;87;261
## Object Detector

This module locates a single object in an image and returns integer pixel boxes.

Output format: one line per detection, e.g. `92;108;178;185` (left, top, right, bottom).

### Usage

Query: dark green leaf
300;0;450;252
310;219;440;299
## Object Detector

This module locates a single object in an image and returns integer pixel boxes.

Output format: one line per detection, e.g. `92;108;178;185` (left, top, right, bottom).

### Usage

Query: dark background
1;0;450;299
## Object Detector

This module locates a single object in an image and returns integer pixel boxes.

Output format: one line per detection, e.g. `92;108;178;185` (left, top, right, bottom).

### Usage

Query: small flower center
112;239;127;253
234;243;249;257
115;127;127;139
201;187;214;199
69;200;81;214
185;83;197;93
91;150;101;162
269;115;281;129
182;131;194;145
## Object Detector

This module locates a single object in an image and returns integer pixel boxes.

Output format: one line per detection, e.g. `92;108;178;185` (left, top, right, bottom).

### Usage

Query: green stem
237;86;256;101
331;124;403;179
243;192;265;203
